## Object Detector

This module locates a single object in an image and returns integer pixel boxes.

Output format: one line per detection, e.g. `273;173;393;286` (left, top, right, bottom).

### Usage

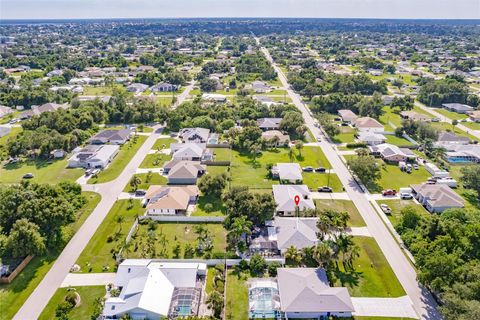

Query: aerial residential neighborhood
0;3;479;320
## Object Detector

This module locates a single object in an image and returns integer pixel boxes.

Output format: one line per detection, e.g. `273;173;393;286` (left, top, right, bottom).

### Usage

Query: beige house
144;185;199;215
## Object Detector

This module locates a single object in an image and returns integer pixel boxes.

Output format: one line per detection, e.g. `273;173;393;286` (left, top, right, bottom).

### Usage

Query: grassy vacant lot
431;107;468;121
302;171;343;192
82;85;122;96
331;236;405;297
76;199;144;273
225;270;249;320
152;137;177;150
315;200;366;227
0;158;84;184
123;172;167;192
370;162;430;192
88;135;147;184
39;286;105;320
376;199;428;226
385;135;414;146
0;126;21;145
230;147;342;191
139;153;170;168
332;126;356;144
126;223;227;259
0;192;101;320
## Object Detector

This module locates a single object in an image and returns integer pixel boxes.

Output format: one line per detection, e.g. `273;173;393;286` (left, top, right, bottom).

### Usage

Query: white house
67;145;119;169
410;183;464;213
354;117;384;133
271;163;302;183
272;185;315;216
357;131;386;145
103;260;206;319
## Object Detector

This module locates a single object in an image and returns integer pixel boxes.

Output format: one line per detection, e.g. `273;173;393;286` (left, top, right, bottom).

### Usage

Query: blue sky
1;0;479;19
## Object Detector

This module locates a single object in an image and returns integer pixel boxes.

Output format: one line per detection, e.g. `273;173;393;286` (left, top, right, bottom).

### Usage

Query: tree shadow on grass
2;159;57;171
197;194;225;215
460;190;480;209
329;266;362;289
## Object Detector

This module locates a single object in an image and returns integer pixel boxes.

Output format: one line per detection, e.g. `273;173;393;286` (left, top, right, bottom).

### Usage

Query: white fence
139;215;225;223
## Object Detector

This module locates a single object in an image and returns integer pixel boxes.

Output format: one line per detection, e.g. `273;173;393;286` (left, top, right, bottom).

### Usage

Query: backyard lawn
372;162;431;192
0;158;84;184
0;191;101;319
332;126;356;144
385;135;414;146
76;199;144;272
230;147;341;190
330;236;406;297
315;200;366;227
126;222;227;259
225;270;249;320
212;147;232;162
122;172;167;192
88;135;147;184
376;199;428;226
39;286;105;320
191;193;226;217
206;165;229;176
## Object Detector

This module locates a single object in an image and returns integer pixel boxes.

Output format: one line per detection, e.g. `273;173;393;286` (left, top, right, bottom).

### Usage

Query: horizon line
2;17;480;21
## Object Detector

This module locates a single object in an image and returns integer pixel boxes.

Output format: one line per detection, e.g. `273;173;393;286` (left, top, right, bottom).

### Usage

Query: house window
127;268;131;273
111;306;115;310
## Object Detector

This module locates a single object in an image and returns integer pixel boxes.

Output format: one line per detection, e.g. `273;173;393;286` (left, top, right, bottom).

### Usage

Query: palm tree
316;215;332;241
343;242;360;269
430;147;447;163
285;245;303;266
227;216;253;252
452;119;458;131
313;242;333;268
116;215;125;233
129;174;142;192
295;141;304;157
288;146;295;162
249;143;261;164
335;234;355;268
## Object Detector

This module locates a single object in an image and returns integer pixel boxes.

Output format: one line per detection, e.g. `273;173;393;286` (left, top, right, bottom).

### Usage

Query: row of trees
311;91;385;119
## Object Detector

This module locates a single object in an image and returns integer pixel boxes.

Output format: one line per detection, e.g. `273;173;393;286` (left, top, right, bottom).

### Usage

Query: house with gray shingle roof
167;161;205;185
257;118;282;131
272;185;315;216
268;217;318;252
410;183;464;213
277;268;354;318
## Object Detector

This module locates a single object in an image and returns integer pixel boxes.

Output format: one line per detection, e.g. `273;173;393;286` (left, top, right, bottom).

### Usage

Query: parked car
400;193;413;200
135;189;147;196
8;157;19;164
413;164;419;170
85;168;94;176
22;173;34;179
315;167;326;173
382;189;397;196
380;204;391;214
318;186;333;193
302;166;314;172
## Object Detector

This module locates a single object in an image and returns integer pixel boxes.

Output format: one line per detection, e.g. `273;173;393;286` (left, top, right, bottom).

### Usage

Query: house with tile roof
144;185;199;215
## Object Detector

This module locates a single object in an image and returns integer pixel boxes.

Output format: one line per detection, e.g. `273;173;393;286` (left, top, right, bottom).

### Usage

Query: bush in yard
204;203;214;212
346;142;367;149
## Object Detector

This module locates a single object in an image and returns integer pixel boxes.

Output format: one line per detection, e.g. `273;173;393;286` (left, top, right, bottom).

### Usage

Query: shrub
346;142;367;148
204;203;214;212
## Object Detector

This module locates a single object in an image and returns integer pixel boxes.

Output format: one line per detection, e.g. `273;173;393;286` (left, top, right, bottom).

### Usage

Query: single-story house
170;143;212;161
0;126;11;138
90;129;131;145
68;144;119;169
444;144;480;164
369;143;416;163
354;117;384;133
144;185;199;215
272;163;302;183
0;105;13;118
257;118;282;131
126;83;149;93
272;185;315;216
179;128;210;143
338;109;358;124
442;103;474;114
262;130;290;146
410;183;464;213
251;81;271;93
467;110;480;122
435;132;470;147
253;96;281;107
277;268;354;318
20;103;69;119
400;111;431;122
268;217;319;252
103;260;206;319
202;93;227;102
357;131;386;145
167;161;205;185
150;82;179;92
50;149;66;159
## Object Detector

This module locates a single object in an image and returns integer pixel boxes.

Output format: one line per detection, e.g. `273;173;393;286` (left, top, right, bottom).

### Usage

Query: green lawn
206;267;216;294
371;162;431;192
431;108;468;121
126;223;227;259
191;193;226;217
377;199;428;226
76;199;145;272
152;137;177;150
0;192;101;320
206;165;229;176
0;158;84;184
330;236;406;297
302;171;343;192
139;153;170;168
430;122;478;141
461;121;480;131
122;172;167;192
39;286;105;320
88;135;148;184
379;107;402;130
332;126;356;144
82;85;122;96
212;148;232;162
385;135;414;147
0;126;21;146
230;147;340;190
315;200;366;227
225;270;249;320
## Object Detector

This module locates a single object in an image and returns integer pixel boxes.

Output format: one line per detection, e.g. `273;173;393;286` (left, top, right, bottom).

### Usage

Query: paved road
415;101;480;140
173;80;195;108
259;42;441;320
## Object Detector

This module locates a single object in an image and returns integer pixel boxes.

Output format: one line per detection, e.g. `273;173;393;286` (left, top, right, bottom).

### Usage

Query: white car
380;204;391;214
400;193;413;200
